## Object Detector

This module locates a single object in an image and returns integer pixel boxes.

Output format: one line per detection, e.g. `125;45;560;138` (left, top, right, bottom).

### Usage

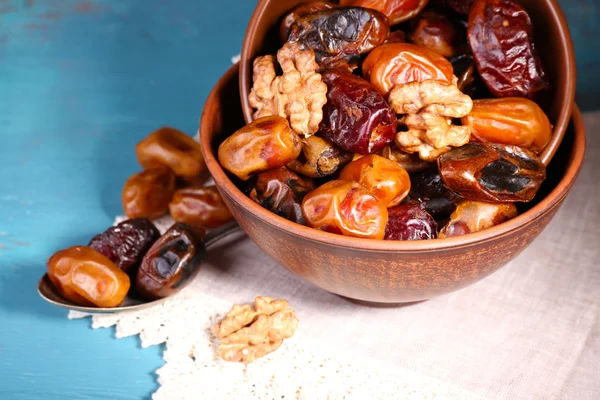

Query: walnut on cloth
212;296;299;364
248;41;328;137
388;80;473;162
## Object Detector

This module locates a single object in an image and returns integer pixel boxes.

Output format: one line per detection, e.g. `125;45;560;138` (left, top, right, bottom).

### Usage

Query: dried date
432;0;475;16
279;1;336;43
122;166;176;219
384;204;437;240
339;154;411;207
218;116;302;181
408;10;466;58
437;143;546;202
381;144;432;173
439;200;517;237
288;7;389;66
340;0;430;25
249;167;315;224
286;135;352;178
463;98;552;153
408;168;457;217
468;0;549;98
47;246;131;308
362;43;454;97
136;223;205;300
319;70;397;154
89;218;160;275
169;186;233;230
302;180;388;239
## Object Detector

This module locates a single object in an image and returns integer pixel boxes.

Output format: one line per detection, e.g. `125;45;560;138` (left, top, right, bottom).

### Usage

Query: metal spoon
37;222;242;314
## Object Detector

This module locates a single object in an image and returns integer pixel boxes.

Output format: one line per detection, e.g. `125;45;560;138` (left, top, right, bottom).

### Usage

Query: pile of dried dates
47;128;234;308
219;0;551;241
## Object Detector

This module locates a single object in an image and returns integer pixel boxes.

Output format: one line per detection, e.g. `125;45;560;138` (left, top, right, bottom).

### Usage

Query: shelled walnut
212;297;299;364
248;41;328;137
389;80;473;161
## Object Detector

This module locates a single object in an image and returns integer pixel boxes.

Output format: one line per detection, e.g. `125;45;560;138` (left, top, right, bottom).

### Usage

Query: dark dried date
89;218;160;275
286;135;352;178
288;7;389;66
468;0;548;98
407;169;457;217
136;223;205;300
433;0;475;16
319;70;397;154
385;204;437;240
437;143;546;202
279;1;336;43
249;167;315;224
408;10;466;58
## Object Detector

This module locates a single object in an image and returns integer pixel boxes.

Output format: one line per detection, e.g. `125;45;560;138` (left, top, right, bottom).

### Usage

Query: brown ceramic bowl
200;64;585;304
239;0;576;166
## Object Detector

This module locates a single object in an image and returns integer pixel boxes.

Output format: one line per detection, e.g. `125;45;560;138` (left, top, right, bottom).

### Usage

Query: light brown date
439;200;517;238
122;166;176;219
136;127;205;180
302;180;388;239
218;116;302;181
169;186;233;230
47;246;131;308
339;154;411;208
462;98;552;153
362;43;454;96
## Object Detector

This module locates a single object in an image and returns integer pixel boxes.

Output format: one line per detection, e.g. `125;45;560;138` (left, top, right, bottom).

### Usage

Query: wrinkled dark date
407;169;457;217
320;70;397;154
433;0;475;16
437;143;546;202
279;1;336;43
340;0;430;25
408;10;466;58
249;167;315;224
89;218;160;275
468;0;549;98
287;135;352;178
385;203;437;240
288;7;389;66
136;223;205;300
381;145;432;173
439;200;517;238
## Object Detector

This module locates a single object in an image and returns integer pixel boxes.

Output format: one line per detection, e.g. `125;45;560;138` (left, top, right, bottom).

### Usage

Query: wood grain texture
0;0;254;398
0;0;596;398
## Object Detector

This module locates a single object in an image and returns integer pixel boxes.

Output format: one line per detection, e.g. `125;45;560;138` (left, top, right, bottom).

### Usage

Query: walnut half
212;296;299;364
248;41;328;138
388;80;473;162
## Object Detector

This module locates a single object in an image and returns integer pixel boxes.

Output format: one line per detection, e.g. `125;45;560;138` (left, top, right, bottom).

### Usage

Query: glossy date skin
468;0;548;98
136;223;205;300
122;166;176;219
340;0;430;25
438;143;546;202
169;186;233;230
319;70;397;154
384;203;437;240
408;168;457;217
47;246;131;308
89;218;160;275
408;10;466;58
302;180;388;239
250;167;315;224
438;200;517;238
463;98;552;153
218;116;302;181
136;127;205;180
288;7;389;66
279;1;335;43
362;43;454;96
381;144;432;173
339;154;411;208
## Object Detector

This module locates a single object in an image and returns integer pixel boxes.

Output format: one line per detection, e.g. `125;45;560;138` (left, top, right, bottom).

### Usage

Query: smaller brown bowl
239;0;577;166
201;64;585;304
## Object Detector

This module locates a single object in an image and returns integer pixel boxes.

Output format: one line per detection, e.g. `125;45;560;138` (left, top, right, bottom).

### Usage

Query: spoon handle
203;222;242;248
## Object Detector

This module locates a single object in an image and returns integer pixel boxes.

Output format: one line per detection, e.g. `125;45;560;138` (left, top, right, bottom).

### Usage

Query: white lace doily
69;214;481;400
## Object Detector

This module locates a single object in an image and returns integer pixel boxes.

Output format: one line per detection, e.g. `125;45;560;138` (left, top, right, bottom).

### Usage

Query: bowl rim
202;64;586;253
238;0;577;167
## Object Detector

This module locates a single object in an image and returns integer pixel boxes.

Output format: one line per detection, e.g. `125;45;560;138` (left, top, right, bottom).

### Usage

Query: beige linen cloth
72;113;599;399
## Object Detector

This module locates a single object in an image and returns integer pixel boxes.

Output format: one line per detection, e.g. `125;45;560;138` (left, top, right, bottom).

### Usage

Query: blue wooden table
0;1;597;398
